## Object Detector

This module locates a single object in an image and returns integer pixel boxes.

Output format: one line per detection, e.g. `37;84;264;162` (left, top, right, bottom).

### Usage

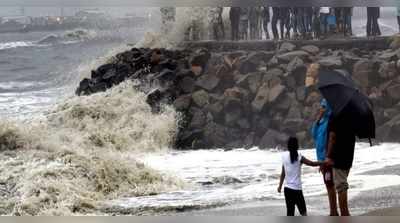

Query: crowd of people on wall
160;7;399;41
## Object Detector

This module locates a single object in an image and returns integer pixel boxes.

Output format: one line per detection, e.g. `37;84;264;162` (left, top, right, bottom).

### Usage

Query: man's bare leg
338;191;350;216
327;185;339;216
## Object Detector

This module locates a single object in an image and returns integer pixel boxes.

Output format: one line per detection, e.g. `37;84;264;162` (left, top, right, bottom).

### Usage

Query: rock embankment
76;40;400;149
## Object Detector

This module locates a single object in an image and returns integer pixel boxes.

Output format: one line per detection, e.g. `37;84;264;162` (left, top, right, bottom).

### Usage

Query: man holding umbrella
316;68;376;216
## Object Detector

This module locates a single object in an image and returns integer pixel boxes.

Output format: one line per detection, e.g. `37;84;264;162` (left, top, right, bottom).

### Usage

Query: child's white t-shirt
282;151;303;191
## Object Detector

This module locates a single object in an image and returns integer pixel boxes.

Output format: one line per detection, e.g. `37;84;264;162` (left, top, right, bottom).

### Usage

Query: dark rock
318;57;343;68
386;84;400;100
301;45;320;55
173;94;192;111
377;114;400;141
378;50;399;62
247;51;275;64
268;84;285;103
192;90;209;107
244;132;256;148
279;42;296;53
259;129;288;149
265;67;284;78
252;82;285;112
251;82;269;112
277;51;309;63
379;61;398;79
89;82;107;93
238;57;258;74
237;118;251;129
146;89;163;112
176;129;204;149
178;76;196;94
189;109;206;129
267;56;279;67
305;91;321;106
287;57;304;73
190;48;211;68
205;101;224;118
97;63;115;75
156;69;176;82
196;74;220;91
275;93;294;111
296;86;306;101
353;60;374;88
204;122;227;148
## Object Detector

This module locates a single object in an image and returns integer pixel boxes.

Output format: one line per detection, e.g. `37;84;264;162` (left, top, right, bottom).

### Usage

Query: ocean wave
0;81;182;215
0;41;36;51
0;81;45;91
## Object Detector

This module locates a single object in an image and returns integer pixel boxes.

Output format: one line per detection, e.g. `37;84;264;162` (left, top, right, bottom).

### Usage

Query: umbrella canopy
317;69;376;139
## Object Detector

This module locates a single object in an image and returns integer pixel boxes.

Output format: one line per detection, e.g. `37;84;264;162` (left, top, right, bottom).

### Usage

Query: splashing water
0;81;183;215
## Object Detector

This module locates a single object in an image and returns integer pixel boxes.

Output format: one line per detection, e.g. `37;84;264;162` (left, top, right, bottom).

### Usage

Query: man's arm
277;165;285;193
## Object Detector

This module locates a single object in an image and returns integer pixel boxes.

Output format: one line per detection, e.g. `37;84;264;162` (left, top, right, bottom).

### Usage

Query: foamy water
106;143;400;212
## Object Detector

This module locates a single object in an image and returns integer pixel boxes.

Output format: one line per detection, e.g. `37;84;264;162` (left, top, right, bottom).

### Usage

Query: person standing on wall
262;6;270;39
271;7;280;40
397;1;400;33
239;7;249;40
230;7;241;41
367;7;381;37
319;7;330;38
343;7;353;36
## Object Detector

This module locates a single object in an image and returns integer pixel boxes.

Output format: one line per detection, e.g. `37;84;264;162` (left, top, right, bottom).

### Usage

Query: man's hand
277;185;282;193
324;158;334;168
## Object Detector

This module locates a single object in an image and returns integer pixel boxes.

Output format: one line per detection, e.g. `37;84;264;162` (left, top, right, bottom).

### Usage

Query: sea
0;6;399;215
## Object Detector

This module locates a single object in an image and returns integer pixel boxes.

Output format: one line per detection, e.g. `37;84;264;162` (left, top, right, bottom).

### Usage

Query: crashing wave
0;81;182;215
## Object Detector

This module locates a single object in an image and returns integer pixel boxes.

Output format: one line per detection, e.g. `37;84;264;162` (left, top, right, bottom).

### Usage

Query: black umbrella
317;69;376;141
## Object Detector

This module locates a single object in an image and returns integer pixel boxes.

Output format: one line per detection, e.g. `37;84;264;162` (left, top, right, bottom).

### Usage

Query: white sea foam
0;81;182;215
0;41;36;51
106;143;400;212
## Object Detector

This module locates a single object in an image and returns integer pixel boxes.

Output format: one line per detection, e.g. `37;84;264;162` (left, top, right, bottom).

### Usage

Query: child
277;137;322;216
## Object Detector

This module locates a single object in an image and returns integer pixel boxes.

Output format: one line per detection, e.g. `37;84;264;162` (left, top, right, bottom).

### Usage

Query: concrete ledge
182;36;391;52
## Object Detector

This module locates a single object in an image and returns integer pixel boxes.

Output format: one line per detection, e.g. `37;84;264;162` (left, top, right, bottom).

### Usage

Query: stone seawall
76;37;400;149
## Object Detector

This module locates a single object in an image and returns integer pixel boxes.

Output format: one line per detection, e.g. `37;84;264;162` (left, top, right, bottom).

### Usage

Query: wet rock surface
76;40;400;150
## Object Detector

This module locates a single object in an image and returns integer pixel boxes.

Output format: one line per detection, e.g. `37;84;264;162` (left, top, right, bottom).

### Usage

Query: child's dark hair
288;137;299;164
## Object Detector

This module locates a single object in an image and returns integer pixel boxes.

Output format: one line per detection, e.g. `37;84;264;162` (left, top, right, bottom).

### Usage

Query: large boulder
353;60;374;88
189;109;206;129
259;129;288;149
279;42;296;53
251;83;285;112
379;61;398;80
173;94;192;111
178;76;196;94
190;48;211;68
378;49;399;62
287;57;304;73
203;122;227;148
251;82;270;112
301;45;320;55
377;114;400;141
386;84;400;100
192;90;210;107
196;74;221;91
318;57;343;68
277;51;309;63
